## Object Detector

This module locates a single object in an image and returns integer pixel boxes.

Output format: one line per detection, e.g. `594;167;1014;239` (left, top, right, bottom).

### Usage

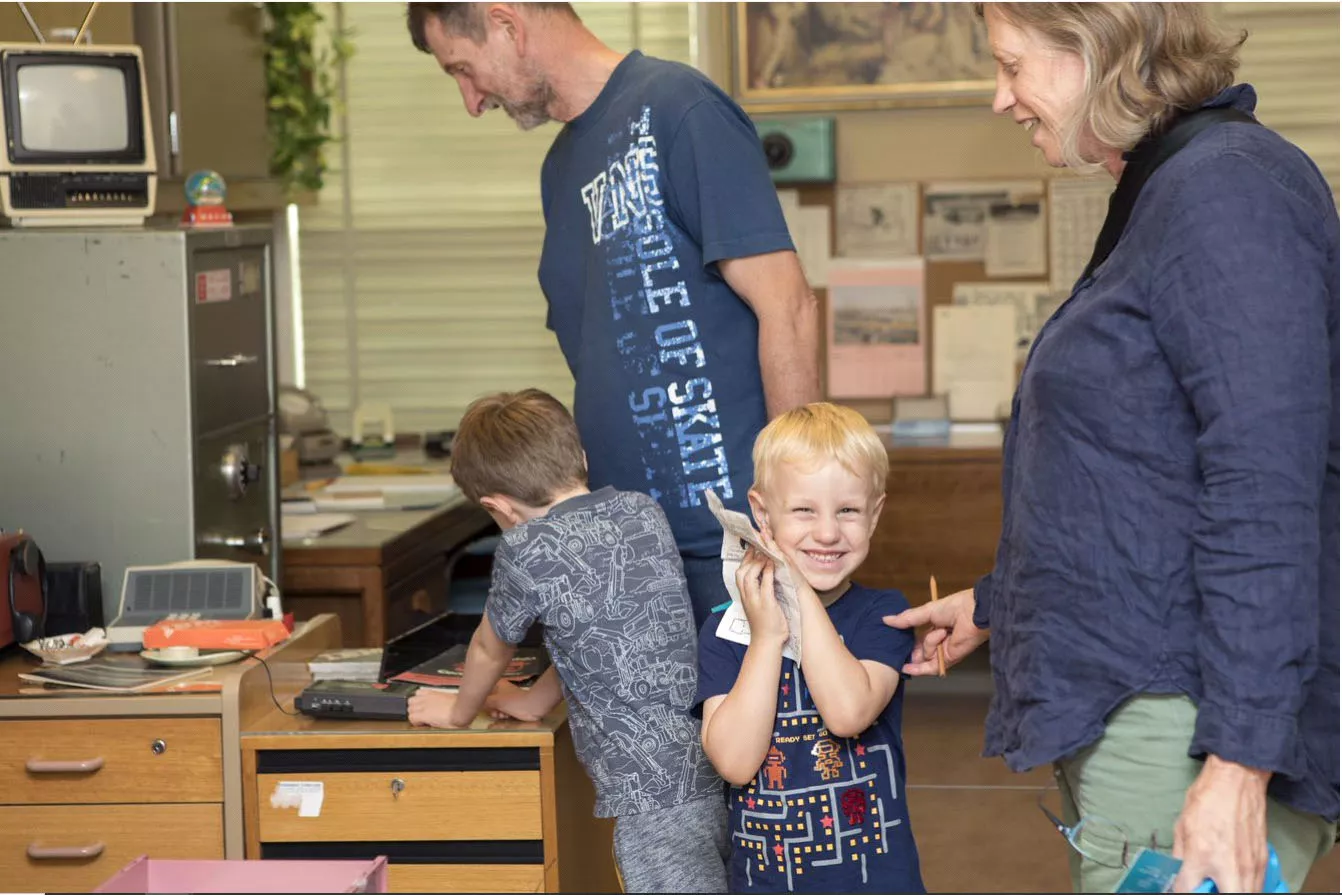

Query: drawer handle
27;842;105;860
204;353;258;367
25;757;105;773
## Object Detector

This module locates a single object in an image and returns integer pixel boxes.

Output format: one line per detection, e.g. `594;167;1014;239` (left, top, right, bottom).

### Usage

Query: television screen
17;63;130;153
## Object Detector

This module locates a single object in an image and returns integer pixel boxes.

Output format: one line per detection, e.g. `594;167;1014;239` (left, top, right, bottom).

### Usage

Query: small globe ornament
181;169;233;228
185;170;227;207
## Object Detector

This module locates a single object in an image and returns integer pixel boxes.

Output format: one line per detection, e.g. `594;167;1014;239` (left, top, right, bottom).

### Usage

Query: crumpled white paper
705;490;802;661
22;628;108;665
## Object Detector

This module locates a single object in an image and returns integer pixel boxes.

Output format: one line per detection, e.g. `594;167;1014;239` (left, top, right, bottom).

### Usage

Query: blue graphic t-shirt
539;51;794;559
695;585;925;893
487;487;721;818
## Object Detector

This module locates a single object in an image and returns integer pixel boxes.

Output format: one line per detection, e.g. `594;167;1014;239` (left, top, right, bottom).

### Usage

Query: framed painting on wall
732;2;997;112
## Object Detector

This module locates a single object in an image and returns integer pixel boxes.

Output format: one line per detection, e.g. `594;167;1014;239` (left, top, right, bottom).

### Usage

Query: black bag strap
1080;106;1258;283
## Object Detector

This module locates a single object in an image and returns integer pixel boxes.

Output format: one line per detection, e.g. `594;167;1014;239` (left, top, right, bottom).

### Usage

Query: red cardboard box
141;619;290;651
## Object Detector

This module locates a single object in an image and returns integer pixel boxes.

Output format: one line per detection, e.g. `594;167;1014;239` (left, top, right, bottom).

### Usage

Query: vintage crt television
0;43;157;227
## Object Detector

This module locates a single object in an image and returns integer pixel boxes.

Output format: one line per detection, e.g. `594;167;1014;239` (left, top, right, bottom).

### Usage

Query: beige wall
833;106;1055;183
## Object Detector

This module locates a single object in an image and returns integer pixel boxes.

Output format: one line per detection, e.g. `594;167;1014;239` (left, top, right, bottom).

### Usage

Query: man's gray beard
496;80;556;131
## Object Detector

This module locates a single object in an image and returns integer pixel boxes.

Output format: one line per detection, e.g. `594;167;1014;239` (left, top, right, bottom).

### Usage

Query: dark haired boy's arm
408;613;518;729
448;614;519;726
487;667;564;722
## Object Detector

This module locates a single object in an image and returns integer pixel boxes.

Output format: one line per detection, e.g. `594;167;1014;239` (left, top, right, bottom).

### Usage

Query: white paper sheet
932;305;1018;421
783;203;831;287
323;474;458;494
271;781;325;817
952;281;1054;362
1048;175;1115;291
923;180;1044;261
836;183;920;258
706;490;800;662
985;198;1047;277
281;512;356;541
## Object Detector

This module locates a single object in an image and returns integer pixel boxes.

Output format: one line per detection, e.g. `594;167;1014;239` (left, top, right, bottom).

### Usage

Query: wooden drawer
0;717;223;805
0;802;223;892
388;863;544;893
256;770;542;842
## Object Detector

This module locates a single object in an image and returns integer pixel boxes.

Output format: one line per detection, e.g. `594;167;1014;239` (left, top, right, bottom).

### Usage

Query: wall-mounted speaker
755;117;836;185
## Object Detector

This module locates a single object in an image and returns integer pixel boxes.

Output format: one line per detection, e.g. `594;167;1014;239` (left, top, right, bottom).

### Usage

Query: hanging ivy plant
262;3;354;198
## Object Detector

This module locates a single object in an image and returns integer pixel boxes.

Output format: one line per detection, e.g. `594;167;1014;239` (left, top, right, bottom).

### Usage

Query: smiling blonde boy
694;402;924;893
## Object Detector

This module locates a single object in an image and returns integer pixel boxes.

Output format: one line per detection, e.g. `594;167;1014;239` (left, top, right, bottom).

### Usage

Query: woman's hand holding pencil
929;576;947;677
880;581;991;677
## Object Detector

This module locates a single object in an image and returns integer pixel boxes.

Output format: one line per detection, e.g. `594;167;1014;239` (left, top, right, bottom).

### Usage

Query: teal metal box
755;117;835;185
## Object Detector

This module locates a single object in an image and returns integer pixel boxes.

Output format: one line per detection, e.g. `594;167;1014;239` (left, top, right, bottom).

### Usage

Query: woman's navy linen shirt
975;84;1339;821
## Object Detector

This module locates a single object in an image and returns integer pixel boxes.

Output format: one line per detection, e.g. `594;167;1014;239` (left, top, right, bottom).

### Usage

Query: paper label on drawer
271;780;324;817
196;269;232;303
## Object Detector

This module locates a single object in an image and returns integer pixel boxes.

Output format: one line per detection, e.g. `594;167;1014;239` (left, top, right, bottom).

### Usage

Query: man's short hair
407;2;578;51
751;403;889;501
451;389;588;507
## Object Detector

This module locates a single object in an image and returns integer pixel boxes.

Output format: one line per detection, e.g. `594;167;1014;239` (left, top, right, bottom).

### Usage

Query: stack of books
306;647;383;682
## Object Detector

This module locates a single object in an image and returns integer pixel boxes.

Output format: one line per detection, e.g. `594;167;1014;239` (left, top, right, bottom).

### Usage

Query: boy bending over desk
407;389;728;893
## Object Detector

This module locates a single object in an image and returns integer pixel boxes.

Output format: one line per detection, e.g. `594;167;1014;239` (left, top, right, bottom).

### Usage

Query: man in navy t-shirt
408;2;821;625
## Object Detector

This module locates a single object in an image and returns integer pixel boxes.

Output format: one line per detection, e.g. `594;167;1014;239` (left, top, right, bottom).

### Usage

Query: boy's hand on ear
738;546;789;647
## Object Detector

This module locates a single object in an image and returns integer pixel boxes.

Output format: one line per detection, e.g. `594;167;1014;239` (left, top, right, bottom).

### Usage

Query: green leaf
262;1;351;196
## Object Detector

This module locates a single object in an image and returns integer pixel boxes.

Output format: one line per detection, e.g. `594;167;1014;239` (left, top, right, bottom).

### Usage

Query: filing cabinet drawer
388;864;545;893
189;244;271;434
0;718;223;805
256;770;543;842
192;419;274;566
0;802;223;892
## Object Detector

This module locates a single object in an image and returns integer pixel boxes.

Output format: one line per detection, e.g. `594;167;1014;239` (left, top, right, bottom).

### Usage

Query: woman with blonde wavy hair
888;4;1338;892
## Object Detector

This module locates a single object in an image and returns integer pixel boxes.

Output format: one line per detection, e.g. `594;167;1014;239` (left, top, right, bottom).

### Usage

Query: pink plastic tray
94;855;388;893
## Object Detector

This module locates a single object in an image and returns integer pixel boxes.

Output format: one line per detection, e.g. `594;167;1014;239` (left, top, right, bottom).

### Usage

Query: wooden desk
0;614;340;893
241;707;617;893
282;496;495;647
866;438;1004;605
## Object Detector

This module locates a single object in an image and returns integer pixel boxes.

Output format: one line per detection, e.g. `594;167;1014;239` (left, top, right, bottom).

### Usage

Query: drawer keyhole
390;778;405;799
151;739;167;755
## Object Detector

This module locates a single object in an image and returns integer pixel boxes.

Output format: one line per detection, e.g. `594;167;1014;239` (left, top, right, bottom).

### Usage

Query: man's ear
485;3;526;53
747;488;770;535
479;494;522;526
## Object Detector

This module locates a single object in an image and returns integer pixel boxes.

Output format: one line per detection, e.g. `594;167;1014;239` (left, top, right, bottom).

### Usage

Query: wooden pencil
930;575;947;677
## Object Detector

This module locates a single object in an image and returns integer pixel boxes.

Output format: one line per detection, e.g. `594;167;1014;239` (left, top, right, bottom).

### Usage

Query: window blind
1220;2;1340;193
298;3;695;436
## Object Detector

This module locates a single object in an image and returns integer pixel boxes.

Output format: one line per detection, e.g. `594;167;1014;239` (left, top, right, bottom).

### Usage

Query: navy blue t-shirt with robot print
538;50;794;559
695;584;925;893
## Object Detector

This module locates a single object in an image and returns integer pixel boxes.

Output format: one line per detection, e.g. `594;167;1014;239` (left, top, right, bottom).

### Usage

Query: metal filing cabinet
0;224;280;622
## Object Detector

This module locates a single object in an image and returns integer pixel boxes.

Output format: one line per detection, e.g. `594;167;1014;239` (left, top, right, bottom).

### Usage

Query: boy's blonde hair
751;403;888;500
451;389;587;507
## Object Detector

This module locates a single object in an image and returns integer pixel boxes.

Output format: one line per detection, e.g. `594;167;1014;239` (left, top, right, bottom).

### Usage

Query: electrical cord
253;651;302;716
253;574;300;715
